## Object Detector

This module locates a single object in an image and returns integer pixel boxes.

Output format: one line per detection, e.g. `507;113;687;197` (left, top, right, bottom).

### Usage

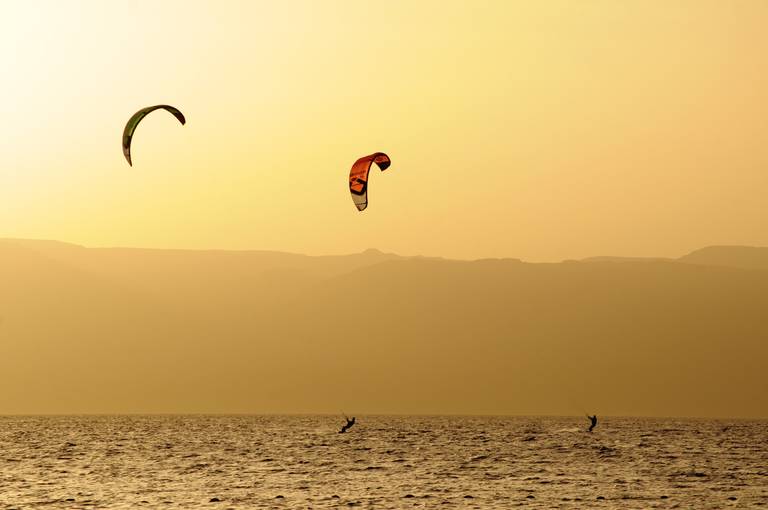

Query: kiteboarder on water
339;416;356;433
587;414;598;432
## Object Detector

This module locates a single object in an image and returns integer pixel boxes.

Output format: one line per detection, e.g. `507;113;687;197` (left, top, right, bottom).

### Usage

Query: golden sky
1;0;767;261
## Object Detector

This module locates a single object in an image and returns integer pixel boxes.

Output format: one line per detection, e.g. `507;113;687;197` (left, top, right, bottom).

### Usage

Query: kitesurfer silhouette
339;416;356;433
587;415;598;432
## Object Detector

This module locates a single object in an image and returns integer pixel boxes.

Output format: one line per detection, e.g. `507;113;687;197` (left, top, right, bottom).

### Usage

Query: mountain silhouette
0;239;765;417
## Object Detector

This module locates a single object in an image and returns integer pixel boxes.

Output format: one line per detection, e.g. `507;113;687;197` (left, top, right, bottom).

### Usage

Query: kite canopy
348;152;391;211
122;105;186;166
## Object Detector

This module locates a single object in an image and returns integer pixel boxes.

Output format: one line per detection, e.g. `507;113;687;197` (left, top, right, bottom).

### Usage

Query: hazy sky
1;1;767;261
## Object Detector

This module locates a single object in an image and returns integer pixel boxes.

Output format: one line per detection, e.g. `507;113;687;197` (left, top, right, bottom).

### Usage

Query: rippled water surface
0;416;766;509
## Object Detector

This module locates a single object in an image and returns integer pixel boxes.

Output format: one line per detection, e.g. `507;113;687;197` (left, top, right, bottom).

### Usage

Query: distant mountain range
581;245;768;271
1;239;766;417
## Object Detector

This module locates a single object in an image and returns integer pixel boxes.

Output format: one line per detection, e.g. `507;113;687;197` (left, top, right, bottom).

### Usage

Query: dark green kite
122;105;186;166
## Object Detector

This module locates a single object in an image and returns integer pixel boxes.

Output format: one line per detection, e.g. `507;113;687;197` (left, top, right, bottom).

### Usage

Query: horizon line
2;237;766;264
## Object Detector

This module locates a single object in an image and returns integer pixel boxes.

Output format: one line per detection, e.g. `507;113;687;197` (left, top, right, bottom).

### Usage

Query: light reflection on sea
0;416;766;509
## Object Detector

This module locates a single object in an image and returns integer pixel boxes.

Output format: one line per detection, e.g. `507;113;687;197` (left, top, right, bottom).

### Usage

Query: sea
0;416;765;509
